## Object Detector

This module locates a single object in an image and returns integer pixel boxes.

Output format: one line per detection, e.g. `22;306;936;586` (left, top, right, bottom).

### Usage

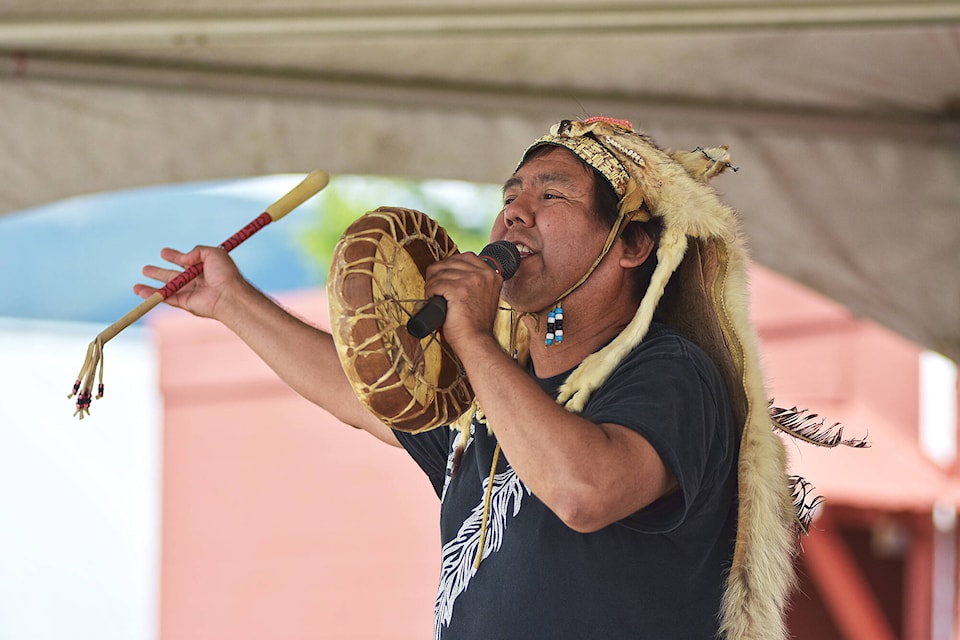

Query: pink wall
154;292;440;640
750;266;944;512
751;263;920;430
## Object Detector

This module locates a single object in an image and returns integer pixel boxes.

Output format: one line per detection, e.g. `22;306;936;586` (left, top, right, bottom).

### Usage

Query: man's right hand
135;245;244;320
135;244;400;446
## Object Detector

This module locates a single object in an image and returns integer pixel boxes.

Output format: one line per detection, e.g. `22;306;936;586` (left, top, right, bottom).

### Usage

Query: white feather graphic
434;466;529;639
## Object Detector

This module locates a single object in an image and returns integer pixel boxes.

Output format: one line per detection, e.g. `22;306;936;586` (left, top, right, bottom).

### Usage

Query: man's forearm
455;334;672;532
217;281;399;445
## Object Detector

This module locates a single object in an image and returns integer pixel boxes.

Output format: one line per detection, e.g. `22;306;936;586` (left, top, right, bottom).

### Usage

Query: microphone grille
481;241;522;280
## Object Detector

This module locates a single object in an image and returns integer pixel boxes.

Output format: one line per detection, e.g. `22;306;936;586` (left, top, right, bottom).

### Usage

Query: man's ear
618;231;655;269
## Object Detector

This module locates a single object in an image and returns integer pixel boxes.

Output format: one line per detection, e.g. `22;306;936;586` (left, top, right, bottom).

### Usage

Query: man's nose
503;194;534;228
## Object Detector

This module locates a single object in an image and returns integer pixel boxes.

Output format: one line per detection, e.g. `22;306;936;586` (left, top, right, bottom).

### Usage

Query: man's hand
135;245;245;320
420;252;505;353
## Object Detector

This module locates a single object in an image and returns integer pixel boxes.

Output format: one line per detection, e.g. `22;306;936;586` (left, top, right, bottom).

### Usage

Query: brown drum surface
328;207;475;433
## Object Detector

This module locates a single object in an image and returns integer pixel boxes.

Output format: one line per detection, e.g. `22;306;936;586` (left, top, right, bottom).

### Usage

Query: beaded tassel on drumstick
68;169;330;419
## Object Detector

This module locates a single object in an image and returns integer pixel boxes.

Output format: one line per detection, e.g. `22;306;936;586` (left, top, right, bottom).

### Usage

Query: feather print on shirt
434;463;530;639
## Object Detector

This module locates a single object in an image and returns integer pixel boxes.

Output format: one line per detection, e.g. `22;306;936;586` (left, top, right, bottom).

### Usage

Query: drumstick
68;169;330;419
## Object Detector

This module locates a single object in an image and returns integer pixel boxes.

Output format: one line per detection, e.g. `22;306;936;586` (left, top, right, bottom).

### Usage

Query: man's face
490;147;610;313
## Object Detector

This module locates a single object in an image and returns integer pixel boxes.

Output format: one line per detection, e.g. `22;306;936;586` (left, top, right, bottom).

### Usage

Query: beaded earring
545;303;564;346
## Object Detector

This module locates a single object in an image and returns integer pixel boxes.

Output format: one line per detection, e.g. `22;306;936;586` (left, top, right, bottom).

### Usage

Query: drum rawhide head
327;206;475;433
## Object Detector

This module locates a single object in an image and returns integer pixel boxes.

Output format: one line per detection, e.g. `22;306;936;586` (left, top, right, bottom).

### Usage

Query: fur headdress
509;116;795;640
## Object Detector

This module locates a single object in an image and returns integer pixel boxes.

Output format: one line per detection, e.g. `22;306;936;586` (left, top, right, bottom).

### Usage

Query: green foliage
296;175;502;283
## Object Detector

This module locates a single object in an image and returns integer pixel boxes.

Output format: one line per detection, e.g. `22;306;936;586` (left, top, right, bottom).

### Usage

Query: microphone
406;240;521;339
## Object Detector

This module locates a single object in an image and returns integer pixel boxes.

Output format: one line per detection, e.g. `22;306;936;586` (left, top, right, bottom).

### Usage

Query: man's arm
457;336;676;533
137;245;399;447
422;252;676;533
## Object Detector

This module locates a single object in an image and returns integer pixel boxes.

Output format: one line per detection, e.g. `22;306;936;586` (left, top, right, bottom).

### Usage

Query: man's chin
500;291;548;316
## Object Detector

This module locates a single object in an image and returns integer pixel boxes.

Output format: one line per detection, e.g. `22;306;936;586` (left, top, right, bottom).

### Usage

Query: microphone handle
406;251;512;339
406;296;448;339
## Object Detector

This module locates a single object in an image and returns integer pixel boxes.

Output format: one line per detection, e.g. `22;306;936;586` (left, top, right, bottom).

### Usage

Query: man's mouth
514;243;535;258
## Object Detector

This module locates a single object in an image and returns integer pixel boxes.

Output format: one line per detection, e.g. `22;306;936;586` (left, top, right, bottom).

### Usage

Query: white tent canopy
2;1;959;361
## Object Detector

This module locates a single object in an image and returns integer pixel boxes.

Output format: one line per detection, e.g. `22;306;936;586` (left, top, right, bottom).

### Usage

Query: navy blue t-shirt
395;323;739;639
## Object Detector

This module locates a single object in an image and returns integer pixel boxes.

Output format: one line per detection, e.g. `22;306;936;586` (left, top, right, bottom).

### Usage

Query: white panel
920;350;958;467
0;318;160;640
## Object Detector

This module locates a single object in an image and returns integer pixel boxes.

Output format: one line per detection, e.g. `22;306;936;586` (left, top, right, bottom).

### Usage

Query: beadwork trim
520;134;631;198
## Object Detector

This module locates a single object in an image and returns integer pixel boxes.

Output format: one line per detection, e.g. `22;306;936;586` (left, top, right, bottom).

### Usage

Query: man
138;117;796;639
